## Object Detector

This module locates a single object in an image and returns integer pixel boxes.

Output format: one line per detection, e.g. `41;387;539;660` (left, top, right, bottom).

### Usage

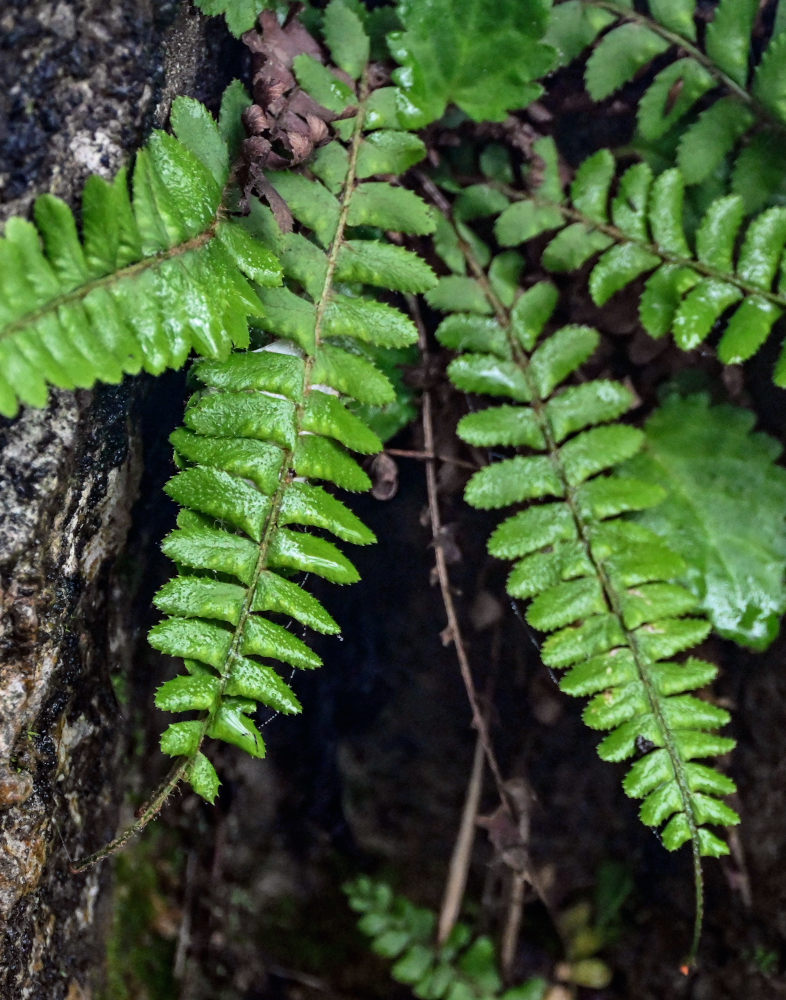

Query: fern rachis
71;3;440;870
547;0;786;210
424;180;739;958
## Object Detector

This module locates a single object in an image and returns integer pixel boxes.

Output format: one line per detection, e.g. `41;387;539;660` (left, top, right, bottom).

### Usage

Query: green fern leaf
346;182;436;234
648;0;697;40
730;132;786;214
0;97;281;417
185;753;220;804
218;79;253;161
334;241;437;292
152;344;372;795
504;139;786;381
544;0;616;68
355;130;428;178
623;392;786;650
323;0;370;80
637;60;714;142
291;53;357;117
170;96;230;186
585;23;669;101
192;0;267;37
704;0;758;86
148;11;441;803
753;31;786;124
676;98;755;185
427;183;739;954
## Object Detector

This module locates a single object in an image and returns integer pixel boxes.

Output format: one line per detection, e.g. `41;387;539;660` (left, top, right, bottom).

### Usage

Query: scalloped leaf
388;0;555;127
623;392;786;650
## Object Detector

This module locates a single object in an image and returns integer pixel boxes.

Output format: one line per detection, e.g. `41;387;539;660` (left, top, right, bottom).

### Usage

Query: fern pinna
144;3;435;807
425;181;738;956
546;0;786;211
495;136;786;384
0;95;282;418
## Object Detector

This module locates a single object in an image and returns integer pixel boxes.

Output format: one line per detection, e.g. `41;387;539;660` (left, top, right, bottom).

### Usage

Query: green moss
100;829;180;1000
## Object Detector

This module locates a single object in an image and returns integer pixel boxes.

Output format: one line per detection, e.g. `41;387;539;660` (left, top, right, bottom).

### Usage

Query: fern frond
426;184;739;957
547;0;786;211
497;137;786;384
150;347;376;799
0;94;281;418
149;0;436;802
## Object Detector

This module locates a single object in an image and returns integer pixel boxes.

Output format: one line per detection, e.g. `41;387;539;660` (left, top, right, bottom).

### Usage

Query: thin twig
407;292;516;821
386;447;478;471
500;873;527;982
438;731;485;944
174;850;198;981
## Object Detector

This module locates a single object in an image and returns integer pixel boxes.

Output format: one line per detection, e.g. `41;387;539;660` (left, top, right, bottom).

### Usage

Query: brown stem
386;447;478;471
438;732;485;945
70;759;187;873
407;292;515;819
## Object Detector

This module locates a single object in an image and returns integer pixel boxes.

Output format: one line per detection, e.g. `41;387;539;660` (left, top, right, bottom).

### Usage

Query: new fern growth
345;877;549;1000
425;182;739;957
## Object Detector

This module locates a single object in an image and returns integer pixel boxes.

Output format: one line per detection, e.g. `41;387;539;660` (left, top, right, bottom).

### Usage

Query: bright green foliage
387;0;556;128
345;877;549;1000
622;393;786;652
191;0;267;36
429;190;739;899
498;138;786;385
149;1;436;801
548;0;786;211
0;95;281;418
150;349;375;800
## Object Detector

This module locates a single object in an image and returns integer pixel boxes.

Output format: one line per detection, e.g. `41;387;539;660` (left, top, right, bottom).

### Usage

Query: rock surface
0;2;231;995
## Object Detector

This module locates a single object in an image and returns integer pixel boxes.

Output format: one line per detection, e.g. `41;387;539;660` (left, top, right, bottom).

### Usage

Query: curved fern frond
496;137;786;384
148;0;436;803
0;93;281;418
546;0;786;211
426;183;739;957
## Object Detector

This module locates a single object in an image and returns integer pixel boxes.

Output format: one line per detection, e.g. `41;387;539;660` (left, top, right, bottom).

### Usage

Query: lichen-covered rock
0;1;230;994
